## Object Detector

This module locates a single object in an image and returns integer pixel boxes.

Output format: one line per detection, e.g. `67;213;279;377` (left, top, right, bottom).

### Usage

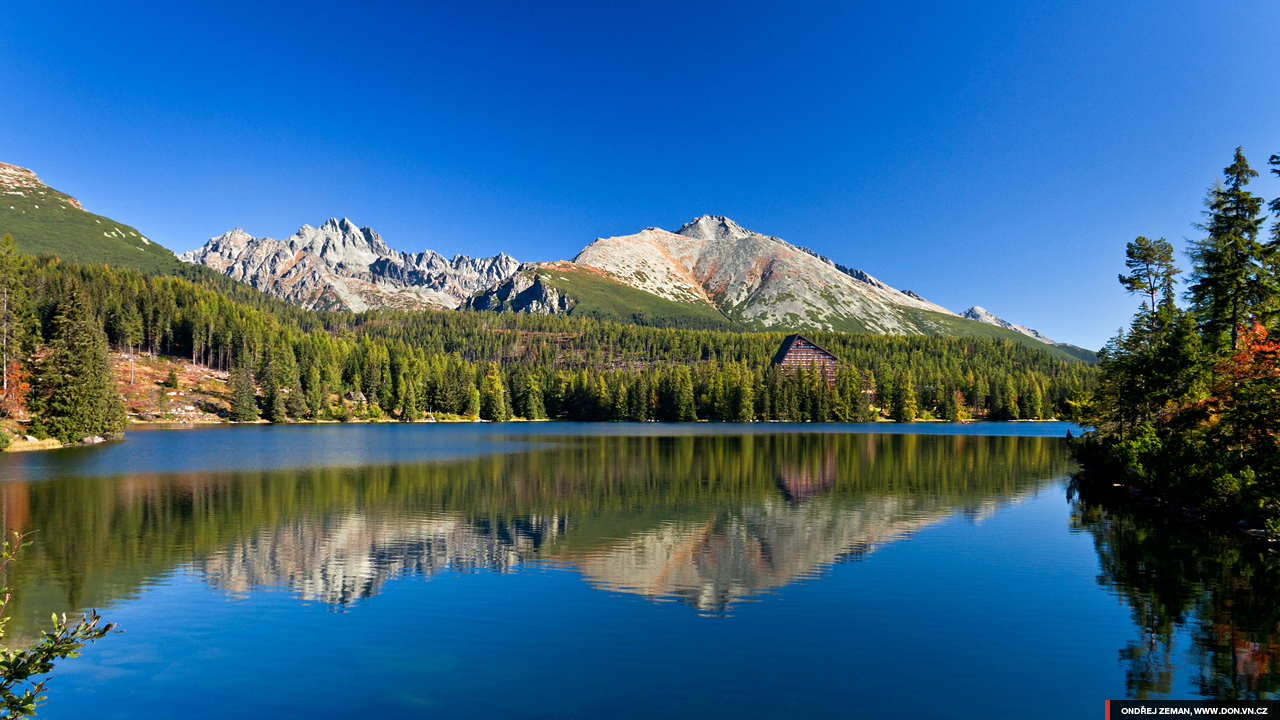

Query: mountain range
178;219;519;312
0;160;1093;360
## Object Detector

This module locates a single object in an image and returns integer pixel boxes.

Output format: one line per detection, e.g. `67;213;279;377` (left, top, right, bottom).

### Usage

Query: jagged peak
675;215;752;241
961;306;1056;345
318;217;361;233
209;226;255;242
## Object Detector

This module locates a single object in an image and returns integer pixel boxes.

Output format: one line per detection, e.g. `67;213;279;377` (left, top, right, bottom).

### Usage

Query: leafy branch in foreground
0;532;117;718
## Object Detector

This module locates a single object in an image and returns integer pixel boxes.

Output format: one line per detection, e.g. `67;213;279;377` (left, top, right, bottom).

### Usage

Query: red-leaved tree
1209;321;1280;466
0;360;29;420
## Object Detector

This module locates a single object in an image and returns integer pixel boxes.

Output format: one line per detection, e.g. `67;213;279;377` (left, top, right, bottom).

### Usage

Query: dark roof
770;333;839;366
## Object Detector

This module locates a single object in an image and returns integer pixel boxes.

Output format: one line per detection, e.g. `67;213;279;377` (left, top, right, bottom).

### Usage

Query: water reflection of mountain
1;432;1072;632
202;514;565;606
570;495;996;614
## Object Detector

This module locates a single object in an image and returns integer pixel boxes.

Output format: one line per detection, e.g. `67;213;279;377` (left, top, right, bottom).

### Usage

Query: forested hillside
0;235;1096;434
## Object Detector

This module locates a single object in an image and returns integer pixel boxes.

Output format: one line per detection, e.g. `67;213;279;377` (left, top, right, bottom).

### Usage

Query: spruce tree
400;376;420;421
943;387;961;421
263;373;286;423
890;369;918;423
228;354;259;422
29;291;126;443
674;366;696;421
523;378;546;420
465;385;481;419
1188;148;1270;352
732;380;754;422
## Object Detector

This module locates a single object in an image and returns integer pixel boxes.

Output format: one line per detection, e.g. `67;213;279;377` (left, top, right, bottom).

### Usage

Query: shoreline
3;416;1077;453
1071;468;1275;546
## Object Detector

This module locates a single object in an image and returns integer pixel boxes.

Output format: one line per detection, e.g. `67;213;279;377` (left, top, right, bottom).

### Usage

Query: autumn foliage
0;360;29;420
1209;322;1280;464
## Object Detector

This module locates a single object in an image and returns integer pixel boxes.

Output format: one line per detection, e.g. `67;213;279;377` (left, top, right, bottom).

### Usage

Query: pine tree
1120;236;1181;344
228;353;259;422
1120;236;1180;310
29;291;126;443
1188;148;1271;353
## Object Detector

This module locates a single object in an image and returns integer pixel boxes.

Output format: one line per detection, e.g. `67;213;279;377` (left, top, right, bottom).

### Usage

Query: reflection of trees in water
0;433;1070;629
1073;497;1280;701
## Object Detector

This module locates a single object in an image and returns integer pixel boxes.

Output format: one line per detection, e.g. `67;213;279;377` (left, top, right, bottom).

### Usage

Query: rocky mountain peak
181;219;520;312
961;306;1056;345
0;161;86;210
675;215;752;242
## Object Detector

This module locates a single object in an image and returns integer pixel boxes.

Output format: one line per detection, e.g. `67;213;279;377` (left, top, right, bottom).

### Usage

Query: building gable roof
771;333;838;366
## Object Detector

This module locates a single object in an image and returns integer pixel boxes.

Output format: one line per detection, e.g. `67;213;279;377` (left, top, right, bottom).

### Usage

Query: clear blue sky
3;1;1278;349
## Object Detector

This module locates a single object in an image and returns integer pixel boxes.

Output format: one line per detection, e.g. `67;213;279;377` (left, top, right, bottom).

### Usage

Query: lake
1;422;1276;717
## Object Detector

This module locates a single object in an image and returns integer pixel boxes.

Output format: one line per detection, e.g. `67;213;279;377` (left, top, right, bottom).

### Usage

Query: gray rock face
960;306;1056;345
179;218;520;311
571;214;956;334
464;264;573;315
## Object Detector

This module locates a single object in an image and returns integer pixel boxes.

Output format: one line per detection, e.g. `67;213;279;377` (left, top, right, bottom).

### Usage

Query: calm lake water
1;422;1276;718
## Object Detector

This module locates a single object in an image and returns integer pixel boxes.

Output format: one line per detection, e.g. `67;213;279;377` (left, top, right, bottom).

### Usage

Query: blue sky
3;1;1278;349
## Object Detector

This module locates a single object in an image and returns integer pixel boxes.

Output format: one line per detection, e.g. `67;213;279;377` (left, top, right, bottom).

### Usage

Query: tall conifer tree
229;352;259;422
29;291;126;443
1188;148;1270;352
480;362;509;422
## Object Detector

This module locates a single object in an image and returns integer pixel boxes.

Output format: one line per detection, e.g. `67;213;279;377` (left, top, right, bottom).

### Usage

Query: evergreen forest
1075;148;1280;528
0;233;1095;440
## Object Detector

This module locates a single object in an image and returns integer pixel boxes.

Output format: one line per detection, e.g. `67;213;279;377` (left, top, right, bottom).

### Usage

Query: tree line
1075;147;1280;529
0;233;1096;439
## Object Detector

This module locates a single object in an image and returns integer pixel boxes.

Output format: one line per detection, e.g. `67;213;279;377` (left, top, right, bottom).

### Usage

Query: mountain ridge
570;215;954;336
179;218;520;311
4;161;1089;357
0;162;189;273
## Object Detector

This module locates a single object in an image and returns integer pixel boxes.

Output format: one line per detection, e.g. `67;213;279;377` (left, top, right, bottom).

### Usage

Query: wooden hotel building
771;334;840;386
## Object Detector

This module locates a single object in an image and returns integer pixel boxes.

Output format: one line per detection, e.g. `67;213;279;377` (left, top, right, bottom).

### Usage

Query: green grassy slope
903;309;1095;362
1049;343;1098;363
0;183;189;274
535;266;742;331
